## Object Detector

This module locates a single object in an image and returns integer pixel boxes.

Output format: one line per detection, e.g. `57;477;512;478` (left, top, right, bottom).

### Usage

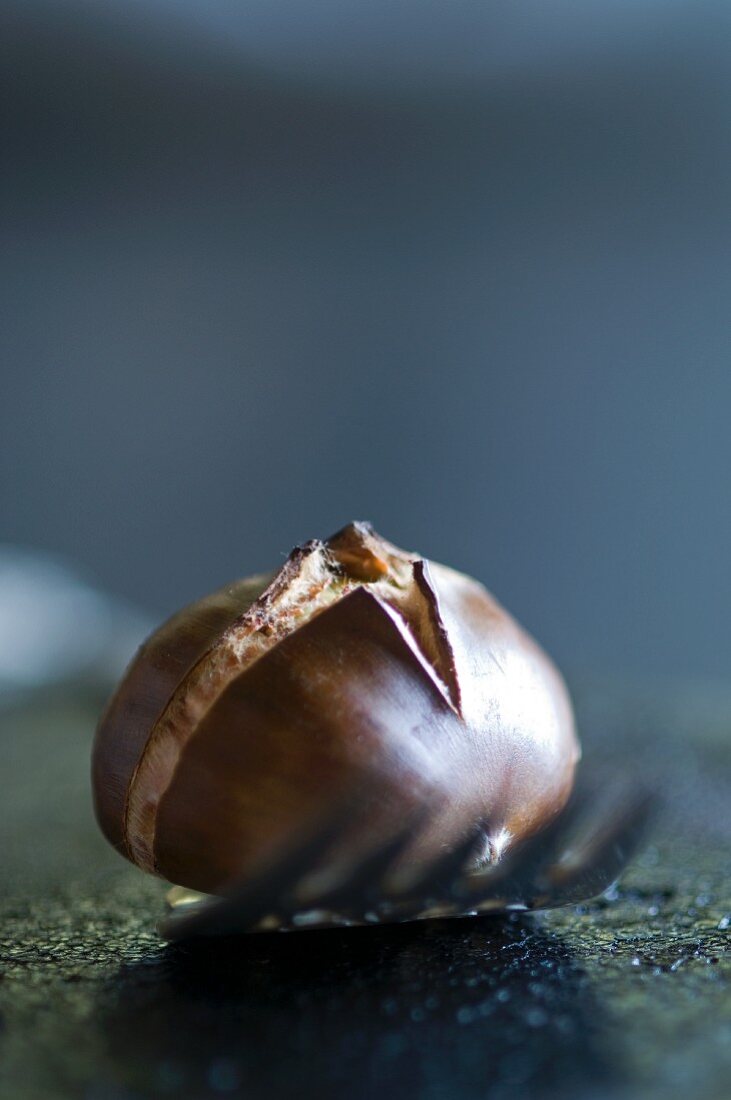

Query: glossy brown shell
92;572;272;858
92;523;580;895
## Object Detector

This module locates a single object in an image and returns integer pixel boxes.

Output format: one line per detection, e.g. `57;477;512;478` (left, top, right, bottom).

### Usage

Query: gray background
2;0;730;680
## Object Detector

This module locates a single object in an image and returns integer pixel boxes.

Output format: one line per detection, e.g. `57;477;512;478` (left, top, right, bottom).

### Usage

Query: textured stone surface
1;679;729;1099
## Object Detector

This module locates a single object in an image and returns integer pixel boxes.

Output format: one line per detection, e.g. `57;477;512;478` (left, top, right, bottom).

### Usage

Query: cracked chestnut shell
92;523;580;895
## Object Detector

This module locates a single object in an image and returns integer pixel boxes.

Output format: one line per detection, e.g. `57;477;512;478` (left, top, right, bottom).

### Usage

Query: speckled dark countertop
1;678;729;1100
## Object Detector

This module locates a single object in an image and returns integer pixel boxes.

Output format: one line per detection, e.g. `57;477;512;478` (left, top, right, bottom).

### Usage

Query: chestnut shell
92;523;579;896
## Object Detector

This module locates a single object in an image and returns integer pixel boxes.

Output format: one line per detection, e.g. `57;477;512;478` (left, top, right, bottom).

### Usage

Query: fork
160;780;655;940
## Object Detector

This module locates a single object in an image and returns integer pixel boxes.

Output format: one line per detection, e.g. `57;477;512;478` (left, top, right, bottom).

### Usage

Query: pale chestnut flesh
92;523;580;896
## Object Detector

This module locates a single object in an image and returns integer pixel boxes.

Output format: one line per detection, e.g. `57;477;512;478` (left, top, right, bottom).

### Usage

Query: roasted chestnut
92;522;580;902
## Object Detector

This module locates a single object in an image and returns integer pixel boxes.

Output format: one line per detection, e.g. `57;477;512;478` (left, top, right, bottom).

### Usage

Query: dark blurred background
2;0;731;683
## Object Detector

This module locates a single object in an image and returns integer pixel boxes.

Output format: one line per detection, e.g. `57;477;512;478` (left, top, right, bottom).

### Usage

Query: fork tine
449;789;594;907
159;793;363;940
529;788;656;909
456;786;655;914
384;819;489;917
291;815;426;918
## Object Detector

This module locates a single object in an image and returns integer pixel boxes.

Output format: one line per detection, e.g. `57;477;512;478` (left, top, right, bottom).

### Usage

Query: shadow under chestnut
95;915;618;1100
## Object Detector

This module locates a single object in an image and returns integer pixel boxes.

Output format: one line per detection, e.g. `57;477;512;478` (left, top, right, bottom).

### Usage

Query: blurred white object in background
0;546;151;705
